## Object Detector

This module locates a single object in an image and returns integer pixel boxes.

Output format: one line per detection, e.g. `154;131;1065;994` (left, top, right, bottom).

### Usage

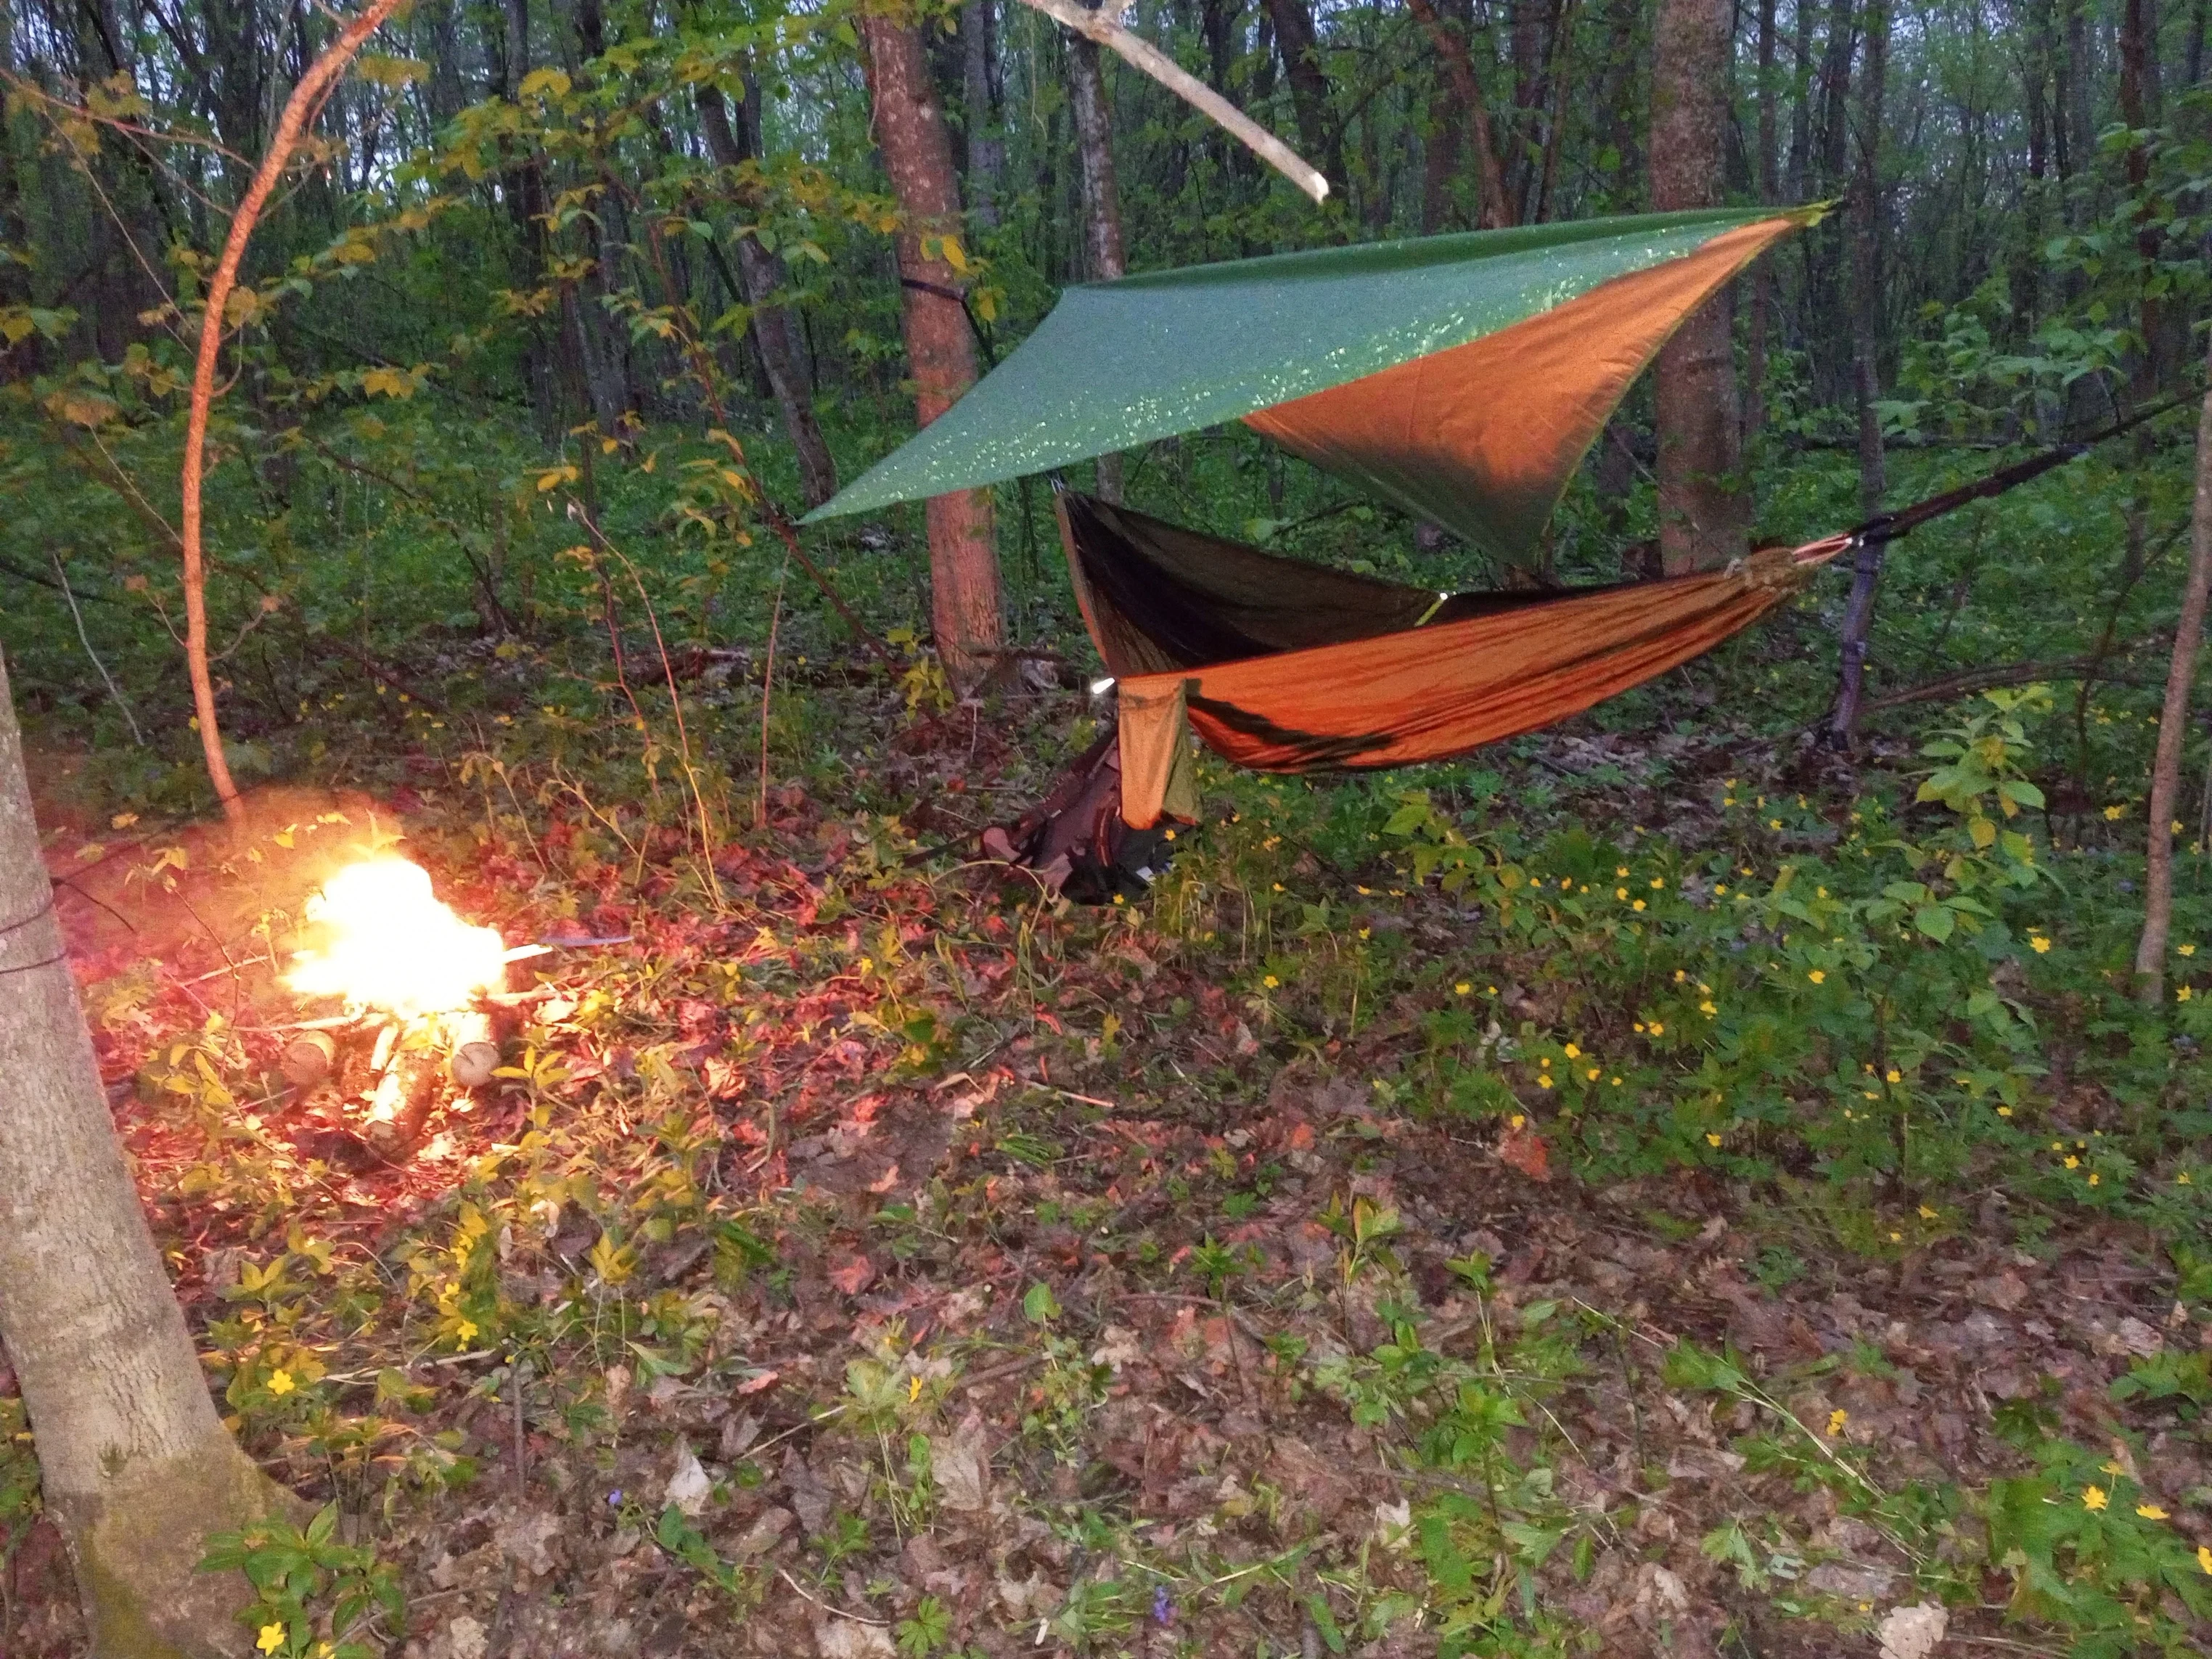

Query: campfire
281;856;511;1158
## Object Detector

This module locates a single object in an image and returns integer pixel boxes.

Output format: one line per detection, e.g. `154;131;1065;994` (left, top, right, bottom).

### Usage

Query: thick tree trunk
1829;0;1890;744
962;0;1004;227
695;83;840;509
1405;0;1512;227
1261;0;1340;190
860;10;1003;689
1744;0;1778;441
0;651;295;1658
1649;0;1748;574
1068;33;1128;503
2135;340;2212;1002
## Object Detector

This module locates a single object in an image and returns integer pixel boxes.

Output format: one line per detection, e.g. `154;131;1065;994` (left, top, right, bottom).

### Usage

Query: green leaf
1914;903;1956;942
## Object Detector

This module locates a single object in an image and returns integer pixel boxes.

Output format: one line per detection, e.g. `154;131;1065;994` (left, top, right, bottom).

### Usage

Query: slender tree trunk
695;83;839;508
1068;33;1128;502
1421;78;1463;232
1745;0;1778;443
1261;0;1340;190
1829;0;1890;744
2120;0;2174;392
962;0;1004;227
860;10;1003;689
0;650;297;1658
1650;0;1748;573
2136;339;2212;1002
1405;0;1512;226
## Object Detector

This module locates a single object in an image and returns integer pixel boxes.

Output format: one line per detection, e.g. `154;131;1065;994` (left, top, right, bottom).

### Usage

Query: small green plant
198;1505;404;1659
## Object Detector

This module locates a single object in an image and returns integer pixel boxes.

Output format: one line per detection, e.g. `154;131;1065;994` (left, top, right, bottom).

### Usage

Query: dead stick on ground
774;1566;892;1626
1008;0;1327;202
180;0;409;823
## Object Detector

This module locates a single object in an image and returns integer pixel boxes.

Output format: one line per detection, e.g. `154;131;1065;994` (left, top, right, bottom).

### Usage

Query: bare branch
179;0;408;822
1009;0;1329;204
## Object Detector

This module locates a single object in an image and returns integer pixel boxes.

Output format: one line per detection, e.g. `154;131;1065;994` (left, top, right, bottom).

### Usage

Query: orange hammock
1057;493;1851;829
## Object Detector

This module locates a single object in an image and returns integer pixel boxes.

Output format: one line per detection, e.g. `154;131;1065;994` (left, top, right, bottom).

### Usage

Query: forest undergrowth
9;488;2212;1658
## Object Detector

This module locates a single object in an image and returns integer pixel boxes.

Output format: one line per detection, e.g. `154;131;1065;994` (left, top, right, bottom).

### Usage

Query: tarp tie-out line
1841;388;2200;554
897;276;999;370
0;890;63;979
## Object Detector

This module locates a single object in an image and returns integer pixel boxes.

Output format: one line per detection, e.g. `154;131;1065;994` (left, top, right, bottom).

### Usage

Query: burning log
282;855;513;1160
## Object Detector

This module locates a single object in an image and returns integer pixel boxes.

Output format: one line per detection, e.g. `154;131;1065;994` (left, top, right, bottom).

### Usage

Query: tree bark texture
1068;32;1127;503
1745;0;1778;441
0;650;294;1658
1261;0;1340;189
860;9;1003;689
1829;0;1889;744
1649;0;1748;573
1405;0;1512;227
2134;337;2212;1001
962;0;1004;227
695;82;839;509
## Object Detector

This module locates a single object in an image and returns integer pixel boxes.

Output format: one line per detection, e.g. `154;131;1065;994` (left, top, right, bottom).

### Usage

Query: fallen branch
1010;0;1328;203
180;0;409;823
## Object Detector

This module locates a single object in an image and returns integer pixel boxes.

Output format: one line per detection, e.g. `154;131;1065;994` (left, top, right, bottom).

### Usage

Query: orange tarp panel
1244;218;1803;561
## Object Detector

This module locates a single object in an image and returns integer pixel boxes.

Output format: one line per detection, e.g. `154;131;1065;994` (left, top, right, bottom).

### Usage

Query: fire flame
286;857;506;1019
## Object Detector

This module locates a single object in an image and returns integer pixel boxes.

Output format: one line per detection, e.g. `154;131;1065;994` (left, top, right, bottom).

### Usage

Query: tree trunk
1649;0;1748;574
1261;0;1340;191
1405;0;1512;227
962;0;1004;227
860;10;1003;689
2134;338;2212;1002
0;650;296;1658
1829;0;1890;744
1068;33;1127;503
1745;0;1778;441
2119;0;2174;392
695;83;840;509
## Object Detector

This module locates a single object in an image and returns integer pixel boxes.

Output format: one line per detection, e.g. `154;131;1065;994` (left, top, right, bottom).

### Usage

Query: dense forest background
12;1;2212;1657
4;0;2211;769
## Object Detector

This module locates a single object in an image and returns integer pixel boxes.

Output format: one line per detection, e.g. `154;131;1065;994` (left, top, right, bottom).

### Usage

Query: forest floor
4;666;2205;1659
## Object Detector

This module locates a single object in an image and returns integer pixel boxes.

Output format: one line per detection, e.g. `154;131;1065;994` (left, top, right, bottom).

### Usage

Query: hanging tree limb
180;0;407;824
1010;0;1330;204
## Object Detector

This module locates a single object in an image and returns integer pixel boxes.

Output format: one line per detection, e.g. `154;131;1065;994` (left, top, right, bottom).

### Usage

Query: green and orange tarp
808;207;1839;829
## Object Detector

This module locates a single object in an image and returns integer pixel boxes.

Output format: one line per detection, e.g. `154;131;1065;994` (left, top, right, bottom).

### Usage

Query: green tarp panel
807;205;1819;562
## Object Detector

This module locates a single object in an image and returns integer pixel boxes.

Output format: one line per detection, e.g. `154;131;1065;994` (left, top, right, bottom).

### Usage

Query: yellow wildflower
1715;883;1729;895
2064;1155;2079;1169
1650;877;1664;890
258;1626;286;1655
1632;898;1646;912
1997;1105;2013;1117
1918;1205;1938;1220
2182;986;2195;1002
1647;1021;1663;1035
1700;1000;1718;1015
1509;1114;1526;1130
1537;1075;1554;1089
1615;866;1629;877
1263;975;1280;989
1827;1409;1848;1436
2139;1503;2170;1520
2105;804;2126;821
2083;1486;2109;1512
2088;1173;2100;1186
1616;886;1629;900
1586;1068;1601;1081
266;1370;295;1397
2200;1544;2212;1574
455;1319;478;1343
2184;943;2199;957
1886;1068;1902;1083
1564;1043;1581;1058
1808;969;1826;984
1454;981;1470;995
1610;1076;1623;1086
1705;1133;1722;1147
2030;935;2052;954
